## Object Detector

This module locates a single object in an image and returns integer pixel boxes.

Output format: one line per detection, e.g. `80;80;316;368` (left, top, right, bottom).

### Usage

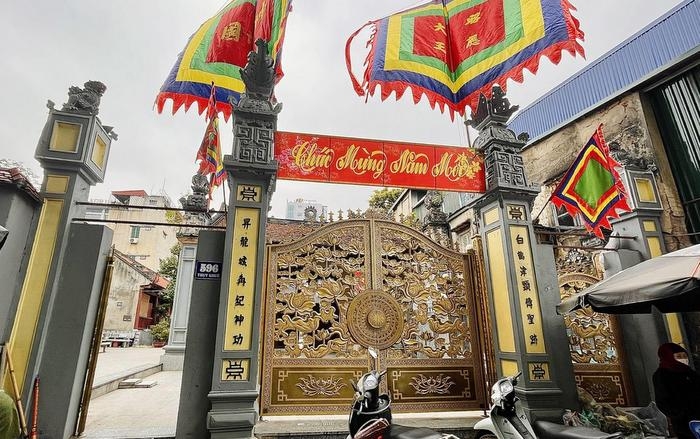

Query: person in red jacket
652;343;700;439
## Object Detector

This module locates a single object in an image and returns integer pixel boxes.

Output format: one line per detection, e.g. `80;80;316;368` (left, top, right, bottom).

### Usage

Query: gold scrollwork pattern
559;273;632;406
559;274;619;364
262;219;485;414
377;225;473;360
272;224;368;359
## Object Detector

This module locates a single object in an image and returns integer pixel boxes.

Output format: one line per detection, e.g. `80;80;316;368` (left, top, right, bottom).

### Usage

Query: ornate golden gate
261;218;487;415
559;273;634;405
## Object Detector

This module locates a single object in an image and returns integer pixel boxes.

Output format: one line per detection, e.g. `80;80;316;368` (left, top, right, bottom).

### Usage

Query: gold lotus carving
296;375;347;396
409;374;456;395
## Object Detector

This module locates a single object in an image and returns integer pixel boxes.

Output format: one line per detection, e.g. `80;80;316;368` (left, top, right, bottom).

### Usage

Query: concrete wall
106;195;178;271
34;223;113;439
102;258;149;332
0;187;40;343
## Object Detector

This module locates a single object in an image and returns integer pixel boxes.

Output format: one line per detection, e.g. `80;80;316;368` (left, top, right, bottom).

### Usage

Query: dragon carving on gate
560;278;619;365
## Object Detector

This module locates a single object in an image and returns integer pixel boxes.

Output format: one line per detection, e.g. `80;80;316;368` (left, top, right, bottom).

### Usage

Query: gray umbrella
557;244;700;314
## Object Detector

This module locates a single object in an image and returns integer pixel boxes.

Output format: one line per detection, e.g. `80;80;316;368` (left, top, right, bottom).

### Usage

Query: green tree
156;243;181;322
368;188;403;211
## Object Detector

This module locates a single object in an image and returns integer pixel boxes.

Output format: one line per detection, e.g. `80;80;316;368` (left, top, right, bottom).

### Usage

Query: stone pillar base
208;390;259;439
161;345;185;371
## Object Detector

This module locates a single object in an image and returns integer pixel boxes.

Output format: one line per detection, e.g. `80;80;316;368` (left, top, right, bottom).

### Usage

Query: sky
0;0;684;218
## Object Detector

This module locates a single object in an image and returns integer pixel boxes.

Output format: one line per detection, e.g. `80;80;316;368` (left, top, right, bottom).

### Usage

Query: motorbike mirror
350;379;358;392
368;347;378;359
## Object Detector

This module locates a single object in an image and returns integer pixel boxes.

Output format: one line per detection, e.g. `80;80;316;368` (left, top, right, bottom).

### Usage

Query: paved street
94;346;165;383
81;347;179;439
78;347;482;439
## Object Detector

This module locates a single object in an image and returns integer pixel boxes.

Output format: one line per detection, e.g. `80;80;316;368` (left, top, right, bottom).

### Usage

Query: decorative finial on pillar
235;39;282;115
467;84;533;191
240;39;275;101
177;173;211;237
466;84;518;130
61;81;107;115
179;173;210;212
421;190;451;247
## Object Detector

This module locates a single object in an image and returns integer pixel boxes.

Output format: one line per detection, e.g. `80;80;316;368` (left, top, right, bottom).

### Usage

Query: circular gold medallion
347;290;404;349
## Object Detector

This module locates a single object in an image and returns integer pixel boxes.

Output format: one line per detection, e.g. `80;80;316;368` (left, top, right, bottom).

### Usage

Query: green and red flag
156;0;292;121
552;125;631;238
346;0;584;117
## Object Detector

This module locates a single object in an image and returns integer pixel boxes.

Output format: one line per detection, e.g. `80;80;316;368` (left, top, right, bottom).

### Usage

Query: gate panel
375;222;484;411
559;273;634;405
261;219;486;415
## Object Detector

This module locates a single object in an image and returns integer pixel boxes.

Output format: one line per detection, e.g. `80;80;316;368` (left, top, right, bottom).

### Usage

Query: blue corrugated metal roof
509;0;700;143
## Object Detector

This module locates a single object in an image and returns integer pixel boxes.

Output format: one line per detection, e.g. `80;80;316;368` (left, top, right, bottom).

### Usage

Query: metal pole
75;201;225;215
75;248;115;436
71;218;225;229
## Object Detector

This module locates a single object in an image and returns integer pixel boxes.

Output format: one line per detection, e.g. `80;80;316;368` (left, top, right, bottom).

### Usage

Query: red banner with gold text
275;131;485;193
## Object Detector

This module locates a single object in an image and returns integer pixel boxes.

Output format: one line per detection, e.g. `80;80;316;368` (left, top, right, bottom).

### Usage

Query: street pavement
81;347;179;439
79;347;482;439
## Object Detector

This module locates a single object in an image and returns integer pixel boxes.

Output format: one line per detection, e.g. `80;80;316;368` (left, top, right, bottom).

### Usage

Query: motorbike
474;372;623;439
347;348;459;439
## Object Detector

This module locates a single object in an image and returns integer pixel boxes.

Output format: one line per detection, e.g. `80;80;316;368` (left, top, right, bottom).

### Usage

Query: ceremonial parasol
557;244;700;314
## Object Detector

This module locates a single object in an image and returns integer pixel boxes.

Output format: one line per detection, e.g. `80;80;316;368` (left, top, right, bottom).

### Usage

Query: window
552;205;578;228
130;226;140;239
650;67;700;243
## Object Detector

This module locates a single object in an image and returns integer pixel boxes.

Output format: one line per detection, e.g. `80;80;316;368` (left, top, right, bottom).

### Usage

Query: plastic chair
689;420;700;439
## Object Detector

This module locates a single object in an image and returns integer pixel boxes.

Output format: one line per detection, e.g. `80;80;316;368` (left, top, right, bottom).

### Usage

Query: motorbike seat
390;424;445;439
534;421;623;439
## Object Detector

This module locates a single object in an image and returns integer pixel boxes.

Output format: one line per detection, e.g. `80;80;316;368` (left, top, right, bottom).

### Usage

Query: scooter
347;348;459;439
474;372;623;439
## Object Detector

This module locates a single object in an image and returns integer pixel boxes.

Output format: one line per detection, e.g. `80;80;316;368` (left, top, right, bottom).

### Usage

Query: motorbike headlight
364;374;378;390
499;380;514;395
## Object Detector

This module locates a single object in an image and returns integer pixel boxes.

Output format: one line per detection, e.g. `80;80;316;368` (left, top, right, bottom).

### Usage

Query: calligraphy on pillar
509;222;546;354
224;206;260;351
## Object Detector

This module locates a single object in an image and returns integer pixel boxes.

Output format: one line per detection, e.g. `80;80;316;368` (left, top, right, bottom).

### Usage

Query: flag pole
222;179;227;213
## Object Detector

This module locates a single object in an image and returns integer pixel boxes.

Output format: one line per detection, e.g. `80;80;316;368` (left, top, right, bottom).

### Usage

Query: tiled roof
509;0;700;142
0;167;40;202
111;190;148;197
113;249;170;289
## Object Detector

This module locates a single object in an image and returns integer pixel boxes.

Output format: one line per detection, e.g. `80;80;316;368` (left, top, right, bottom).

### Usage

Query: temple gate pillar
206;40;281;439
2;82;116;437
469;86;577;420
162;174;210;371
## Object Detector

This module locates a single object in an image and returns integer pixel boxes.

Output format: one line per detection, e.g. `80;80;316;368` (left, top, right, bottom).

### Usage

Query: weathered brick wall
521;92;691;251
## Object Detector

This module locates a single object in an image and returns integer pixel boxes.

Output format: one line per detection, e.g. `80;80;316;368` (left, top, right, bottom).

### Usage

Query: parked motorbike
347;348;458;439
474;372;623;439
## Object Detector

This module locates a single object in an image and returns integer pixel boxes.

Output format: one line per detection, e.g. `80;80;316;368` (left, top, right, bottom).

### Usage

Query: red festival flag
196;84;227;195
156;0;293;121
346;0;585;117
551;125;631;238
